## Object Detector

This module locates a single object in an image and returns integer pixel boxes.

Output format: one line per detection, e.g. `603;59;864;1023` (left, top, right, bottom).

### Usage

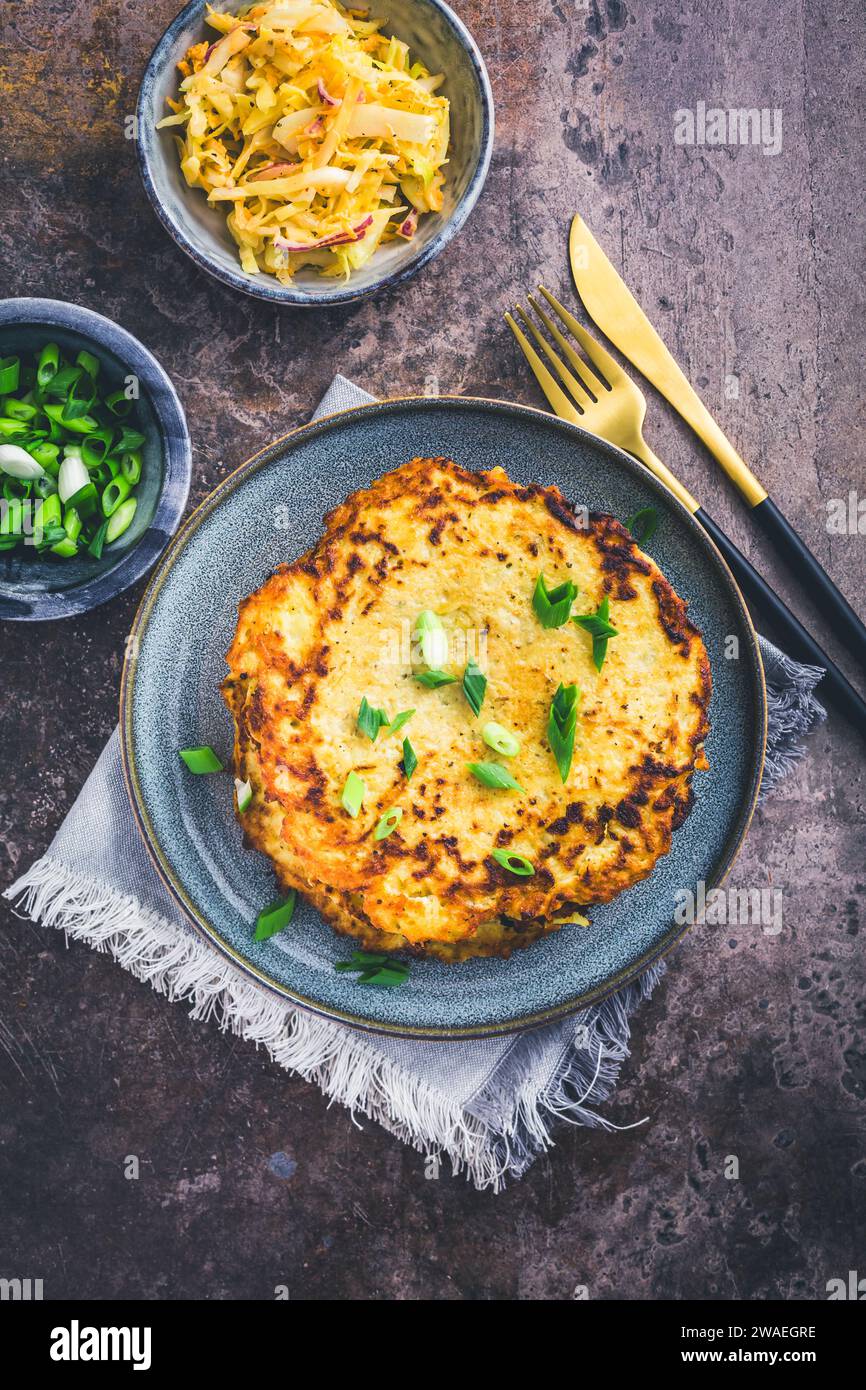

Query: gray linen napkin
4;377;827;1190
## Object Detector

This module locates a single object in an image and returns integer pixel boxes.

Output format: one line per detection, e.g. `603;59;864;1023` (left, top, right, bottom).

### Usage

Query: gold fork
506;287;698;517
505;288;866;734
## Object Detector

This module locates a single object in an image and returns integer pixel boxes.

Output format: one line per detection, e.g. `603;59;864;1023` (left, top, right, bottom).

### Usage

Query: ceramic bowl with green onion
0;298;191;622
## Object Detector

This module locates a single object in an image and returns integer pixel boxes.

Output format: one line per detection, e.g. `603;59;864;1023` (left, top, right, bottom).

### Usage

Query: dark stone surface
1;0;864;1300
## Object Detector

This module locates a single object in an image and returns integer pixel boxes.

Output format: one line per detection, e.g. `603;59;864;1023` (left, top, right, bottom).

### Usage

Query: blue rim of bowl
0;298;192;622
119;395;768;1041
136;0;495;307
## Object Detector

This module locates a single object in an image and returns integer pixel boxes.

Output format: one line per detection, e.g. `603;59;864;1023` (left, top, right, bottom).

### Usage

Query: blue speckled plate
120;398;766;1039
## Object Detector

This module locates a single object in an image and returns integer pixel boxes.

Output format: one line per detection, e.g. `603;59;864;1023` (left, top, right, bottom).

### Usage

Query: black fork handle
695;508;866;736
751;496;866;672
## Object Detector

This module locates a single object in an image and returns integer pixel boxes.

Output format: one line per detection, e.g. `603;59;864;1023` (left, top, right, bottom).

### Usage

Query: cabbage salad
158;2;450;282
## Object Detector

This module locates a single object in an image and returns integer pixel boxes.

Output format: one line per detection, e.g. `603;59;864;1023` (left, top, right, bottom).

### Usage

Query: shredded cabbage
158;2;450;282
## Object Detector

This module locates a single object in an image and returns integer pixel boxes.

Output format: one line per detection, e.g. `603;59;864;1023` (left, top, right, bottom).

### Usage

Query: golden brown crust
223;457;711;959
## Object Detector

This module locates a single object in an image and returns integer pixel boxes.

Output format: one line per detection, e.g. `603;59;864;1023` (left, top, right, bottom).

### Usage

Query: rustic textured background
1;0;864;1300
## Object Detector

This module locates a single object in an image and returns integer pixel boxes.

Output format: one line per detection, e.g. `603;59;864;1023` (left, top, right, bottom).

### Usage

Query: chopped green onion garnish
341;770;365;817
414;669;456;689
482;722;520;757
401;736;418;780
414;609;448;667
626;507;660;545
491;849;535;877
254;891;296;942
384;709;414;736
178;745;224;774
467;761;524;792
547;682;580;783
235;777;253;813
335;950;410;988
573;596;618;672
374;806;403;840
462;658;487;717
533;572;577;628
104;497;137;544
357;695;389;741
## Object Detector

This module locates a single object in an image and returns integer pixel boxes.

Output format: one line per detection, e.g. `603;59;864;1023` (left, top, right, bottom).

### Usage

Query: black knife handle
751;496;866;671
695;507;866;735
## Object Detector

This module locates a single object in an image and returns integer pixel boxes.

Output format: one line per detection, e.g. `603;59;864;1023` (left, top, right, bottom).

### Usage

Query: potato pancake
223;457;710;961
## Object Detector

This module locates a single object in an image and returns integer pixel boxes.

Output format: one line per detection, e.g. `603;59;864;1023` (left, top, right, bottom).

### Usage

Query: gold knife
569;213;866;670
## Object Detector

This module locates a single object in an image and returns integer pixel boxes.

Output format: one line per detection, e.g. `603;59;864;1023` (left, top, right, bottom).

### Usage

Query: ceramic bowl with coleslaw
137;0;493;305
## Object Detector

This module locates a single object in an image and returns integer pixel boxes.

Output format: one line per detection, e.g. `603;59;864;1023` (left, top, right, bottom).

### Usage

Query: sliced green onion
573;596;619;672
414;609;448;667
414;669;456;689
43;364;80;398
75;349;100;379
50;506;82;556
234;776;253;813
120;450;142;485
36;343;60;388
28;440;60;473
491;848;535;877
102;475;132;516
462;658;487;717
335;950;410;987
0;342;145;562
81;427;114;470
3;476;31;502
0;444;45;480
401;736;417;780
0;498;23;537
384;708;414;736
626;507;660;545
35;492;62;536
467;761;524;792
0;357;20;394
58;453;90;504
114;425;145;453
533;572;577;628
43;403;99;435
178;745;224;773
105;497;137;543
548;682;580;783
87;520;109;559
0;418;28;438
34;474;58;499
3;399;39;422
482;722;520;757
341;770;365;817
254;891;296;942
357;695;389;742
105;389;134;418
65;482;99;516
374;806;403;840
